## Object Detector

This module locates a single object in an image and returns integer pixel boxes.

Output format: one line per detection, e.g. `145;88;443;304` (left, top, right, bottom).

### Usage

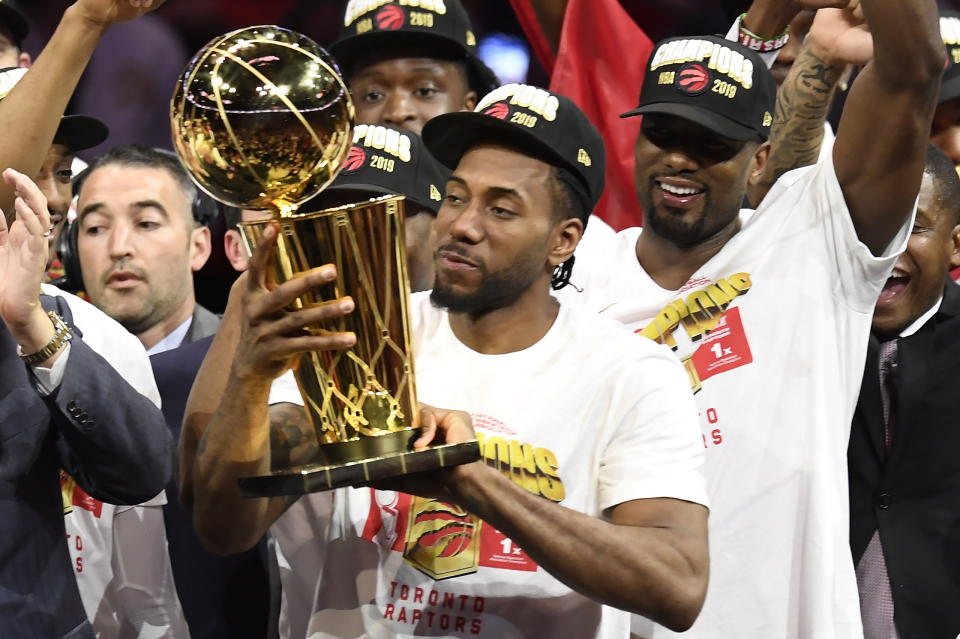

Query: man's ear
223;229;250;272
189;226;213;272
548;217;584;269
747;141;772;187
949;224;960;269
463;90;478;112
18;52;31;68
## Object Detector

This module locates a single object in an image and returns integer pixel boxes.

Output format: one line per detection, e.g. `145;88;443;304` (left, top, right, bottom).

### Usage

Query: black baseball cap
422;83;606;210
316;124;449;214
0;0;28;48
939;11;960;104
622;35;776;141
0;67;108;151
331;0;499;95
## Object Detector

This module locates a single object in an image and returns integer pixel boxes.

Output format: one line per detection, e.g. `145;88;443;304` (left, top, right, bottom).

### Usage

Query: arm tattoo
269;403;319;470
751;44;845;204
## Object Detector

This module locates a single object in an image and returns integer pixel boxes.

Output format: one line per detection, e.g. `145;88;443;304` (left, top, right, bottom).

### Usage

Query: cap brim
423;111;575;180
55;115;108;152
620;102;763;141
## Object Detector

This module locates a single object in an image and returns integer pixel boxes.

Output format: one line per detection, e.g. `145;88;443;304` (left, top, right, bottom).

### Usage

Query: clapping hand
0;169;51;331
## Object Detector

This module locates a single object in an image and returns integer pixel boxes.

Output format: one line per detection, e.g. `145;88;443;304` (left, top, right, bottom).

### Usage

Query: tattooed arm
747;37;847;206
746;3;877;207
184;222;355;555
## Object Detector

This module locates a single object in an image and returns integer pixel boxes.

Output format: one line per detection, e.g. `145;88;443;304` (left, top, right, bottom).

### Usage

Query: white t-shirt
269;292;707;639
559;156;912;638
42;285;188;638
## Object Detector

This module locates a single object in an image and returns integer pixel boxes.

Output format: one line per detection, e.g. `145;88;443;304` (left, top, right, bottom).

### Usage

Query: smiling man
76;144;216;353
561;1;945;636
848;146;960;639
329;0;498;135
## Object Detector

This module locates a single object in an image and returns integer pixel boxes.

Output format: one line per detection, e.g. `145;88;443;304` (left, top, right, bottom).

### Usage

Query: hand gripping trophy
170;26;479;496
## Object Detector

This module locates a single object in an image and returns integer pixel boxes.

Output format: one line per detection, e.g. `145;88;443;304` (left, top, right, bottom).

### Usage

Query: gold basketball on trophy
170;27;479;496
171;25;353;215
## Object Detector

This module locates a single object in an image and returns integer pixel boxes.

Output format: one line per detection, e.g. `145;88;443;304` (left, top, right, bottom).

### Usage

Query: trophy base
238;440;481;497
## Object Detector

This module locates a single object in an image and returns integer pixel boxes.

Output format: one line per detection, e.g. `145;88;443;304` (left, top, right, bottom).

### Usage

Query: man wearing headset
73;144;216;354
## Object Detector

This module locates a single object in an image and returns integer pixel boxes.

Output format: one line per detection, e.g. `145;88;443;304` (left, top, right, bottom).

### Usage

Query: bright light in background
478;33;530;85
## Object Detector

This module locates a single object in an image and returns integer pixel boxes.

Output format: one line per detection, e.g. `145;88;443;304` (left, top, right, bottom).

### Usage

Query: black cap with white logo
0;67;108;151
331;0;499;95
622;35;776;141
939;11;960;104
422;84;606;210
305;125;449;214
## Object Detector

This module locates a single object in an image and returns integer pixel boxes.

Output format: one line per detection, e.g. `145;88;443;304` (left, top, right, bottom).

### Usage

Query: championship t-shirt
559;156;912;638
269;293;707;639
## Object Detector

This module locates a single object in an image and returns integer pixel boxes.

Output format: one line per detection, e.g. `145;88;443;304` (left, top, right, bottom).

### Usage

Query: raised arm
748;6;872;205
0;0;163;219
832;0;945;254
182;223;356;554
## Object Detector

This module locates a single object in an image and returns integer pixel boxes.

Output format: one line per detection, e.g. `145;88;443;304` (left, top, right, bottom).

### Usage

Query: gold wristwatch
18;311;72;366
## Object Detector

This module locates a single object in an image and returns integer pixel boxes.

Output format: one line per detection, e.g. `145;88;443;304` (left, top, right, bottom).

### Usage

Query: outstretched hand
74;0;168;27
231;221;357;383
0;168;51;332
808;2;872;66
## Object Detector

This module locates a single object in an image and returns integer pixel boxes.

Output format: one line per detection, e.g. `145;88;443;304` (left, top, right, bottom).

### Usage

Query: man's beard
637;186;738;249
430;243;543;315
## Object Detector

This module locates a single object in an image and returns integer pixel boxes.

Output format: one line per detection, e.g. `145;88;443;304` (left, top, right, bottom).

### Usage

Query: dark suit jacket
151;331;272;639
0;294;172;638
849;278;960;639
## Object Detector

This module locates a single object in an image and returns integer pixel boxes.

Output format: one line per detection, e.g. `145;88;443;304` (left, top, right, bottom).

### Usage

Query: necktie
856;339;899;639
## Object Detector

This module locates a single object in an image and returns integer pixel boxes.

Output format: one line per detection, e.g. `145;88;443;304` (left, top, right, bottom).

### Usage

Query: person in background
848;145;960;639
75;145;216;355
329;0;498;136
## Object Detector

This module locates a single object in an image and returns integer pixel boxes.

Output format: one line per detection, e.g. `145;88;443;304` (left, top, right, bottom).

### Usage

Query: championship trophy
170;26;480;496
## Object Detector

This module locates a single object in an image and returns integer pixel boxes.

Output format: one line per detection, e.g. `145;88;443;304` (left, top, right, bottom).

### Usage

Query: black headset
53;153;218;294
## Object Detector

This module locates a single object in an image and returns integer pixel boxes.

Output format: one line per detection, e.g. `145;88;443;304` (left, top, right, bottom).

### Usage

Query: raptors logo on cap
343;145;367;173
677;62;710;96
483;102;509;120
376;4;405;30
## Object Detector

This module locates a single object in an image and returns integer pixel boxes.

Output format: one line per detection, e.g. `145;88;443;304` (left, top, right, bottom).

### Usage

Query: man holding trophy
181;68;710;635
